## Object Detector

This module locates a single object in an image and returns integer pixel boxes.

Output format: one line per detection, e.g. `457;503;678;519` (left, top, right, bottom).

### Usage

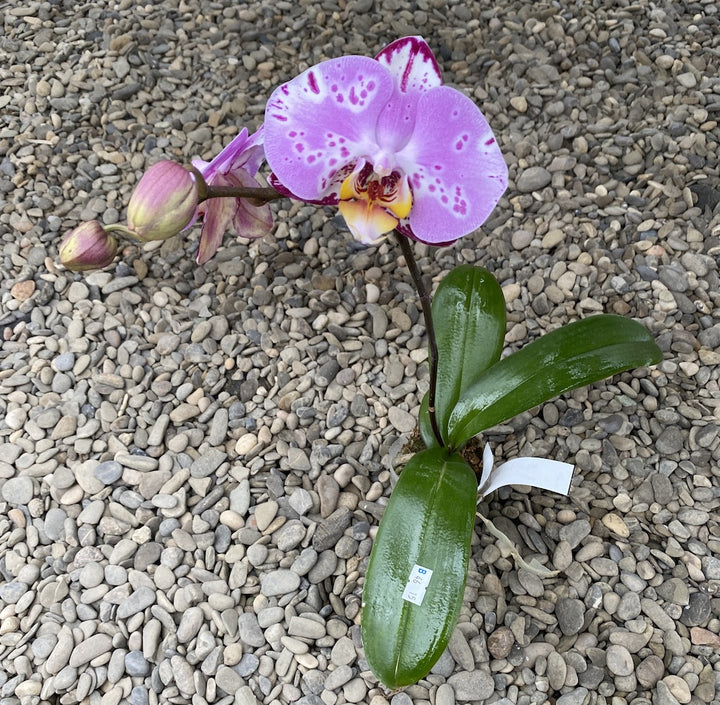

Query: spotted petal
375;36;443;93
396;86;508;244
264;56;395;202
373;37;443;153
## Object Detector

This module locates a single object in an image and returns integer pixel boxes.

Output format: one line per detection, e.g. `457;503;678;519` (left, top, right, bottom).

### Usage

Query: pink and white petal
233;200;273;240
373;38;443;152
228;170;273;239
196;197;237;265
397;86;507;244
264;56;394;201
196;128;250;181
375;37;442;94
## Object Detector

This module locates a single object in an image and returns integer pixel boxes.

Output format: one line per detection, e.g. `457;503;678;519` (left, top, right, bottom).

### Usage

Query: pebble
516;166;552;192
1;476;34;504
606;644;634;676
556;598;585;635
447;671;494;701
260;570;300;597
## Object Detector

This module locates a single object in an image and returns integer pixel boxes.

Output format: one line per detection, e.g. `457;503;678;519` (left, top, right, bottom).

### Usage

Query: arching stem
394;231;444;448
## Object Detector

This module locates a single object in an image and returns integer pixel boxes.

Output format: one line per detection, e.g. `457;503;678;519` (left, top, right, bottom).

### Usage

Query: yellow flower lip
338;163;412;243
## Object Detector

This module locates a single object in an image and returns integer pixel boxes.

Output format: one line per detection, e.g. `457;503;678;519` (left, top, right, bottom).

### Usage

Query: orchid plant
59;37;662;689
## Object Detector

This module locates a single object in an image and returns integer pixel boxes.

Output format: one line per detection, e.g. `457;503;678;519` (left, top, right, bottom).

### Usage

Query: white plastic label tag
402;564;433;606
478;443;574;498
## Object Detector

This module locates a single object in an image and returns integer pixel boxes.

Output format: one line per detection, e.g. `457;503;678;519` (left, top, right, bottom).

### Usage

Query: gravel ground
1;1;720;705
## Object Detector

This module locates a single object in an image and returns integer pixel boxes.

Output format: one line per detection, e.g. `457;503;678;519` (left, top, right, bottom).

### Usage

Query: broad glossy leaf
448;314;662;447
362;448;477;689
430;265;506;445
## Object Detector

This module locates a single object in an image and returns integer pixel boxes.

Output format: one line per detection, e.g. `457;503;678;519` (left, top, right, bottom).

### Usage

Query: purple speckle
307;71;320;94
485;137;496;146
307;155;316;164
295;143;304;153
336;95;344;103
441;195;449;204
289;131;297;138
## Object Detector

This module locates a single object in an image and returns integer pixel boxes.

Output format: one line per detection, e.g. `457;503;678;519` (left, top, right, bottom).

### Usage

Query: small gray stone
69;633;113;667
680;592;711;627
557;687;589;705
324;665;353;691
171;655;195;695
236;653;260;677
387;407;416;433
312;506;352;550
190;448;227;478
289;615;326;640
653;680;681;705
94;460;123;485
260;569;300;597
43;507;68;540
558;520;591;549
125;650;150;677
517;166;552;192
655;427;684;454
130;686;149;705
288;487;313;515
177;606;204;643
216;665;244;695
447;670;494;701
606;644;634;676
238;612;265;647
547;651;568;690
556;598;585;635
53;353;75;372
117;586;156;618
1;476;34;505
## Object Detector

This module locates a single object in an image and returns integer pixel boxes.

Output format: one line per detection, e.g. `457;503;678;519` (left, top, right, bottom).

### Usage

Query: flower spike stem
190;166;284;205
395;231;444;448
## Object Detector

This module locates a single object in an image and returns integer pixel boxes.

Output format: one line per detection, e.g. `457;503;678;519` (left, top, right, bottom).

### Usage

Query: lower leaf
362;448;477;688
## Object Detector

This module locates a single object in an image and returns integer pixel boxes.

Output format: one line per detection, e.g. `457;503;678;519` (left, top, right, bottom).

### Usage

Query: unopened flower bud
127;161;198;241
59;221;118;271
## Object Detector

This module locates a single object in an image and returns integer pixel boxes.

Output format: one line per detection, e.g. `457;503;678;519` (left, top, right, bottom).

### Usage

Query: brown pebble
487;626;515;659
11;280;35;301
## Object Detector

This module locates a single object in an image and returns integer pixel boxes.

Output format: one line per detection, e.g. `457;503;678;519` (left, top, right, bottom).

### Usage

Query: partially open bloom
59;221;118;271
127;161;199;242
264;36;507;245
192;127;273;265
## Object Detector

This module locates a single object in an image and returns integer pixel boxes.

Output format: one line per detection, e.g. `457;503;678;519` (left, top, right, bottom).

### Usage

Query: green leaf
448;314;662;447
430;265;506;444
418;392;437;448
362;448;477;689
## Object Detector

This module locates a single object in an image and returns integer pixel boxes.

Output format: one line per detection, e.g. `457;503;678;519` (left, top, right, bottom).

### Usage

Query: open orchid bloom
264;36;508;245
192;127;273;265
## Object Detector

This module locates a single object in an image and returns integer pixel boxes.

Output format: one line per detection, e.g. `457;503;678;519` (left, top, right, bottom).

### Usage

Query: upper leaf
430;265;506;445
447;314;662;447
